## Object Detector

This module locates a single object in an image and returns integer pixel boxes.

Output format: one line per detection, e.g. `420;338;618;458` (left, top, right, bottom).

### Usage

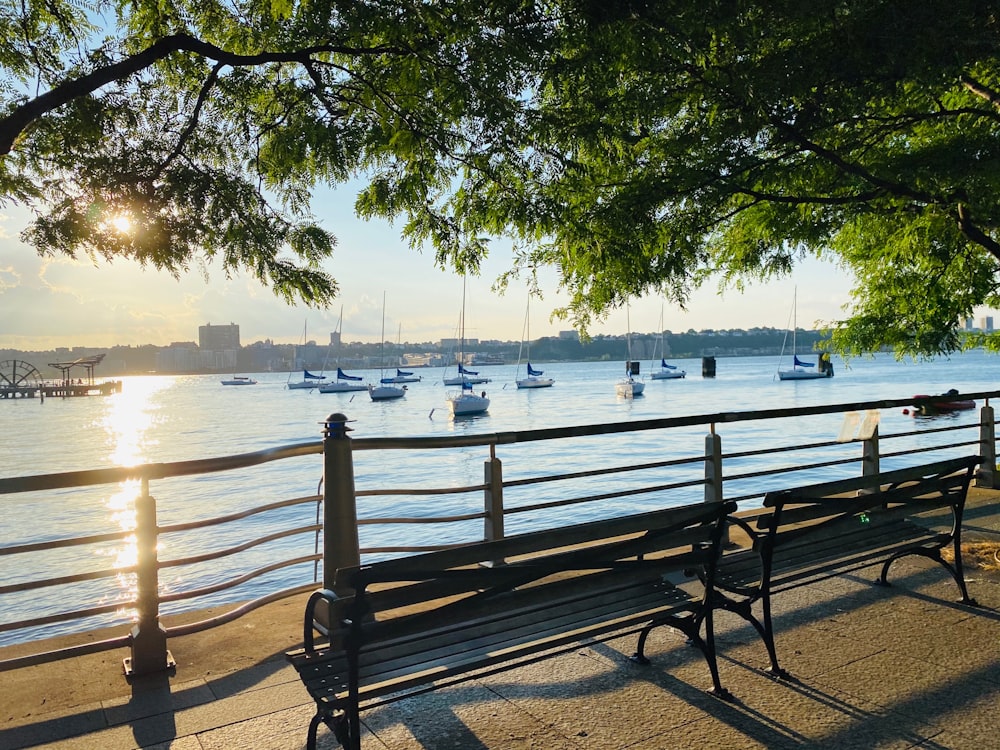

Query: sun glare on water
98;377;172;609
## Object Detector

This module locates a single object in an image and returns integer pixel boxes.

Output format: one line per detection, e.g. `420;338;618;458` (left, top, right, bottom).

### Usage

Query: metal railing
0;390;996;677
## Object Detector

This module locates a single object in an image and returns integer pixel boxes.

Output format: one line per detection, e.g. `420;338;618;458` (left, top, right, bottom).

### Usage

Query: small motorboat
904;389;976;416
221;376;257;386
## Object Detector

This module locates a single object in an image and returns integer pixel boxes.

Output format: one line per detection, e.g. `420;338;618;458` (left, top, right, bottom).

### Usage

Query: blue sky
0;187;907;350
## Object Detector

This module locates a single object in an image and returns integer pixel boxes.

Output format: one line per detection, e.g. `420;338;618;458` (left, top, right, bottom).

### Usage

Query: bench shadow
0;649;293;750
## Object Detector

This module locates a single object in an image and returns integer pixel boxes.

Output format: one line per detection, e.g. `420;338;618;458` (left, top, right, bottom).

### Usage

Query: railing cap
322;413;354;437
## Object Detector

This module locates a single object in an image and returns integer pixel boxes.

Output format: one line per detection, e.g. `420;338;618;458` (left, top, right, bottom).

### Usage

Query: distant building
558;330;580;341
199;323;240;351
440;337;479;349
155;342;200;372
980;316;994;332
402;353;446;367
198;323;240;371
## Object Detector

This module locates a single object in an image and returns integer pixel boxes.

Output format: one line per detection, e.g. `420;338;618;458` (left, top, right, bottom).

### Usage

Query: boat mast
625;302;633;377
791;286;798;365
379;292;386;376
460;276;466;372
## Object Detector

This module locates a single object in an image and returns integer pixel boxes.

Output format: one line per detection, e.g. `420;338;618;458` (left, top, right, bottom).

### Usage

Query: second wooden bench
716;455;980;677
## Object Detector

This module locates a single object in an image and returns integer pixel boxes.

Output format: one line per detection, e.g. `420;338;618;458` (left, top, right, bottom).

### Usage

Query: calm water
1;351;997;644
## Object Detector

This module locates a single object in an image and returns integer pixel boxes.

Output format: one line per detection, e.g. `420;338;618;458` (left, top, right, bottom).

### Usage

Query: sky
0;185;988;351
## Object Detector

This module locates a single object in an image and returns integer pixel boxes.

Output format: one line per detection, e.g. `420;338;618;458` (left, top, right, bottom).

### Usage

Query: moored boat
776;288;834;380
287;369;326;390
616;303;644;397
649;305;686;380
904;390;977;416
381;368;422;384
443;363;490;386
515;296;554;389
369;293;406;402
221;376;257;386
448;382;490;415
317;369;368;393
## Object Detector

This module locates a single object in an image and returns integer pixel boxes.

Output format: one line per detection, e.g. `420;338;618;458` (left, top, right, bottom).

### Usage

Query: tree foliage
3;0;1000;357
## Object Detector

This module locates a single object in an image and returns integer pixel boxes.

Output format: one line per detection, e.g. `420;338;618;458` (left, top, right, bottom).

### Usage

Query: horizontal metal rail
0;390;995;678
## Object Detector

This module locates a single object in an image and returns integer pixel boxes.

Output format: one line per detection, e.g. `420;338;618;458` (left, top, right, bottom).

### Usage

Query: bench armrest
304;588;341;652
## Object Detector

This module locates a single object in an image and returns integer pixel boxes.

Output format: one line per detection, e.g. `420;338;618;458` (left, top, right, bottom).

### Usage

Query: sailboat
447;278;490;415
515;296;554;389
615;303;645;397
369;293;406;401
286;321;328;389
777;287;834;381
442;279;491;387
317;308;368;393
380;324;422;383
649;304;686;380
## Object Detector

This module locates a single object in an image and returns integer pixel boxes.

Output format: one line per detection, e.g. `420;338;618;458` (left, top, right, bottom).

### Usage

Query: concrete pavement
4;488;1000;749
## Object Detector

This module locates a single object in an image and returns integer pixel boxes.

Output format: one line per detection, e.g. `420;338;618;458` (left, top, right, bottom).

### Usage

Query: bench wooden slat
338;521;717;616
344;501;724;580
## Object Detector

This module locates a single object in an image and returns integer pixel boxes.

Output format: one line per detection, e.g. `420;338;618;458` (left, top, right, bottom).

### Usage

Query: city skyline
3;185;998;351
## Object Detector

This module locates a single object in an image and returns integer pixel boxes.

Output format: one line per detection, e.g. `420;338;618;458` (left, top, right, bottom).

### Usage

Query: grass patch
942;541;1000;571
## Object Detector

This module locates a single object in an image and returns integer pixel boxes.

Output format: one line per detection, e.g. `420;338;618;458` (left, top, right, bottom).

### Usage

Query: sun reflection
102;377;169;467
98;377;171;612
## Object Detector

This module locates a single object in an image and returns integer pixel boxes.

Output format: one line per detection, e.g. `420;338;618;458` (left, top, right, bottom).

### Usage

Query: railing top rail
0;440;322;495
354;389;1000;450
4;389;996;495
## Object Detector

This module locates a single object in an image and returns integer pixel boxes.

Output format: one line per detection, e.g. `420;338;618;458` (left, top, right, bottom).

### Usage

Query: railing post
978;402;997;488
705;426;727;544
323;413;360;593
704;427;723;505
484;447;504;544
861;425;880;482
125;476;174;677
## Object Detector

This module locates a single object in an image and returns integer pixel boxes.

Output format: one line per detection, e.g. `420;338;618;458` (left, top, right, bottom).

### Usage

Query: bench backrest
334;499;735;635
756;456;980;544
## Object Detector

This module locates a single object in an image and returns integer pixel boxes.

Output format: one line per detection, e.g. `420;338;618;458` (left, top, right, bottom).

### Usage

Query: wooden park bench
715;455;981;678
286;499;736;750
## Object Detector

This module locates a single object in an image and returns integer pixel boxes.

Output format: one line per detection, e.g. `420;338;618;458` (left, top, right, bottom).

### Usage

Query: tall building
980;316;995;332
198;323;240;370
199;323;241;351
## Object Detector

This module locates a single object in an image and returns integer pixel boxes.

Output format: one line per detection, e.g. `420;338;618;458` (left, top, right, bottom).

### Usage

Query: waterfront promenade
4;488;1000;749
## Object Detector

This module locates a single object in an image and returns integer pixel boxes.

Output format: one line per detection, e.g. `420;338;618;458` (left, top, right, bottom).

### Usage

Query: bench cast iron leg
878;546;979;607
306;711;322;750
630;613;734;701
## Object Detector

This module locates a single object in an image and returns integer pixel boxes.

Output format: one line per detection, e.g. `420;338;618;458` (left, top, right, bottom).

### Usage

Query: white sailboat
649;304;686;380
447;278;490;416
317;308;368;393
515;296;554;389
380;324;422;383
369;293;406;401
287;321;328;390
615;303;645;397
777;287;834;381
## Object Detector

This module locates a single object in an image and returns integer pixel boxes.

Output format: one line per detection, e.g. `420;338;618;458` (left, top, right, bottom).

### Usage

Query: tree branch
962;74;1000;111
956;203;1000;261
0;32;411;155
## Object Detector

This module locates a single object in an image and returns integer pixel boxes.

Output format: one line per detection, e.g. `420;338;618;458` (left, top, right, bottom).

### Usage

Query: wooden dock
0;380;122;399
0;355;121;400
